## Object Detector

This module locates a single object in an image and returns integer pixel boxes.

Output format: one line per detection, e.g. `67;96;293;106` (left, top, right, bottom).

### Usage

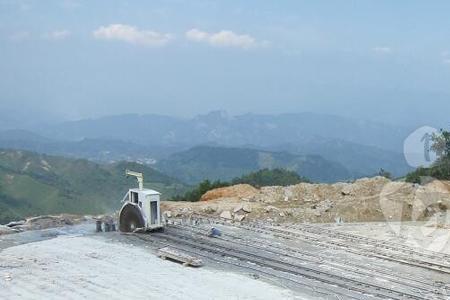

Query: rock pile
163;176;450;224
0;214;88;235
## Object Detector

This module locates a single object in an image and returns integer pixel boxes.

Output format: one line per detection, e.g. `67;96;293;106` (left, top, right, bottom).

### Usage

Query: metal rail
125;233;361;300
149;229;428;300
174;223;446;296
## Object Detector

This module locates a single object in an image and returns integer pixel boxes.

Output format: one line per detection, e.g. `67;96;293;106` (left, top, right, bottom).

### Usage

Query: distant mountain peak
194;110;231;122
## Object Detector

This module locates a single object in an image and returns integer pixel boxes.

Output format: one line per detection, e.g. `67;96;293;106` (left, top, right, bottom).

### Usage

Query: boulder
242;204;252;213
219;211;233;220
0;225;17;235
23;215;76;230
233;204;244;213
234;214;246;222
264;206;279;213
164;211;172;218
202;206;216;214
6;220;25;227
341;185;354;196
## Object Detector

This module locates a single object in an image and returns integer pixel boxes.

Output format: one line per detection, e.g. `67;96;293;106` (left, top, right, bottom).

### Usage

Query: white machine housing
121;187;162;230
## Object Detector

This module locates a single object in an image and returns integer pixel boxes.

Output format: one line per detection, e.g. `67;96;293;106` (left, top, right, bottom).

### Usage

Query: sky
1;0;450;126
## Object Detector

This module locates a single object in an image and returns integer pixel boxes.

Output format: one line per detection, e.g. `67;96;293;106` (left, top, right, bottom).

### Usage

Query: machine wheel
119;203;145;232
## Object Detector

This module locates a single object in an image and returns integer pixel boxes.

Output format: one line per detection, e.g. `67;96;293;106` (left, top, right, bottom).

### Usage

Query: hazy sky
1;0;450;126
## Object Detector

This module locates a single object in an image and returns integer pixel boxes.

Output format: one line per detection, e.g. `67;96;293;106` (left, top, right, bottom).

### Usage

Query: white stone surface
0;235;303;300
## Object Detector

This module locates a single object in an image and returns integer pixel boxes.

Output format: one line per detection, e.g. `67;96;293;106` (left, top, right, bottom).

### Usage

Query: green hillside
0;149;187;223
172;168;311;202
157;146;353;184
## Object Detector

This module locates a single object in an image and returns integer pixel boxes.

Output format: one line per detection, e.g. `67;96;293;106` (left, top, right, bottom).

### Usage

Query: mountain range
156;145;354;184
0;111;413;178
36;111;410;152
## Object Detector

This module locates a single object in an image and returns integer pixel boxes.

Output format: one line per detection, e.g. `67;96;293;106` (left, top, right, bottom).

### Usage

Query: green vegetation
377;168;392;179
171;168;310;202
405;129;450;184
171;180;229;202
157;145;352;184
231;168;310;187
0;149;187;223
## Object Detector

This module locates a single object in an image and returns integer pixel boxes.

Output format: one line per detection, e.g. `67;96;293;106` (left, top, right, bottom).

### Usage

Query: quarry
3;2;450;299
1;176;450;299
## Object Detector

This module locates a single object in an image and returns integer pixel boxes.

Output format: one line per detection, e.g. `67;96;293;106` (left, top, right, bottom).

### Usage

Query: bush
232;168;310;188
405;167;429;184
170;168;310;202
405;129;450;184
378;168;392;179
170;179;229;202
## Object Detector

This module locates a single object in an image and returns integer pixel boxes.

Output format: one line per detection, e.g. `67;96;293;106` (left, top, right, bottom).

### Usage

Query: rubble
202;206;217;214
234;214;246;222
0;225;17;235
242;204;252;213
6;220;25;227
163;176;450;224
21;215;74;230
219;211;233;220
264;206;279;213
1;214;87;234
233;204;244;213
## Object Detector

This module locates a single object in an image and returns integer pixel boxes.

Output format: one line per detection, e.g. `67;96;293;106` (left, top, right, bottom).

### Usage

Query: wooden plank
157;247;203;267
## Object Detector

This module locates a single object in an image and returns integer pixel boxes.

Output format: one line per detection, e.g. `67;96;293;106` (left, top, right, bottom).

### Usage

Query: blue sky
1;0;450;126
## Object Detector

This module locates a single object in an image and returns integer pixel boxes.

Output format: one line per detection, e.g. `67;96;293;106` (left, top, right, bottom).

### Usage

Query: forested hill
156;145;354;184
0;149;186;223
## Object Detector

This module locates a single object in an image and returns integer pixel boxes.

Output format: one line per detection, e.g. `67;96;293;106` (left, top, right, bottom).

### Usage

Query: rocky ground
1;220;449;299
162;177;450;226
0;214;89;235
0;227;300;300
1;176;450;299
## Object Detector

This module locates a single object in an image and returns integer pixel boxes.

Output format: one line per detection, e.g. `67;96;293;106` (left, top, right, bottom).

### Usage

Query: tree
406;128;450;183
232;168;310;187
378;168;392;179
170;168;311;202
431;129;450;161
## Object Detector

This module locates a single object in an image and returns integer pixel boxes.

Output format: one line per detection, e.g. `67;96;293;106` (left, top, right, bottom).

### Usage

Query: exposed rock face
201;184;259;202
163;176;450;224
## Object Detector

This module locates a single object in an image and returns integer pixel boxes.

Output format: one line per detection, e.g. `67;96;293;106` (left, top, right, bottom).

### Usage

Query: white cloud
185;28;209;42
44;30;71;40
185;28;266;49
93;24;172;47
373;46;392;54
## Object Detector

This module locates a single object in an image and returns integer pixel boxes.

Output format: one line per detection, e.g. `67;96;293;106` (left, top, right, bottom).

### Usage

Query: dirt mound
200;184;259;202
163;177;450;225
